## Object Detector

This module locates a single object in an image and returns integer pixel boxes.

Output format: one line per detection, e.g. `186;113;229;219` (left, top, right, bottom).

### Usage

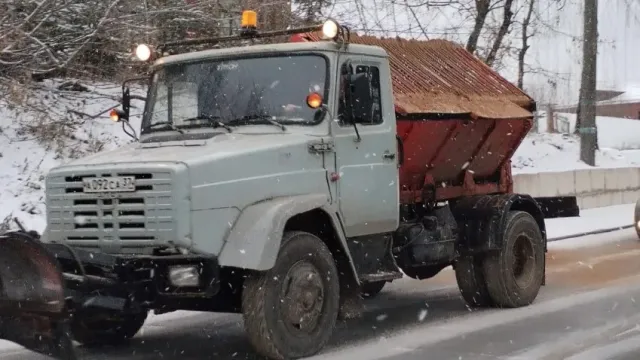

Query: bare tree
0;0;232;83
517;0;536;89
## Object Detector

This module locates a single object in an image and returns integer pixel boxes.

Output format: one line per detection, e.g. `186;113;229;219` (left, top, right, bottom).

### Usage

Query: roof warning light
241;10;258;29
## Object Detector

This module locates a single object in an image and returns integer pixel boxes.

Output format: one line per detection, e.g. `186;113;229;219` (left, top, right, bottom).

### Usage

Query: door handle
383;152;396;160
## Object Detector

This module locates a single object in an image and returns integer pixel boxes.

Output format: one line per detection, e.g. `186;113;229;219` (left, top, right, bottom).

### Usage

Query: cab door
329;55;399;238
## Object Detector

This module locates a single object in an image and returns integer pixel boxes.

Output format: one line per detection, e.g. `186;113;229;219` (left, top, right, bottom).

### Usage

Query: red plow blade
0;231;77;359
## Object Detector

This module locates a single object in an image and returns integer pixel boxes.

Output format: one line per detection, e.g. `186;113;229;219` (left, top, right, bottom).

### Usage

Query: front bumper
44;243;221;314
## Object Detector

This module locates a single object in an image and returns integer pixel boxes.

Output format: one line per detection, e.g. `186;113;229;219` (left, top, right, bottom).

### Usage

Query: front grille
46;169;175;250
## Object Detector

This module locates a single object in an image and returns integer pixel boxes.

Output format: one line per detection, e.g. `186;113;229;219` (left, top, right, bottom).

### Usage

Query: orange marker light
241;10;258;29
306;93;323;109
109;109;120;122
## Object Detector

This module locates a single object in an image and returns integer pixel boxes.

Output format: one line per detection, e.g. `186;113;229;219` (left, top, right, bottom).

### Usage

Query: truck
0;12;579;360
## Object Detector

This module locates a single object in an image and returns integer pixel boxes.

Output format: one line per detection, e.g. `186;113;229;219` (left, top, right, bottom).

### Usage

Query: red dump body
292;33;536;205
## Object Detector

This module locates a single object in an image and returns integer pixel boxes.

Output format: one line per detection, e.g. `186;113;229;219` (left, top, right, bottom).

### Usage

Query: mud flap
534;196;580;219
0;232;77;360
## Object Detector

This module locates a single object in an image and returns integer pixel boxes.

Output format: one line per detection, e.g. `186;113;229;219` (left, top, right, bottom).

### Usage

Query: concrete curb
548;224;635;242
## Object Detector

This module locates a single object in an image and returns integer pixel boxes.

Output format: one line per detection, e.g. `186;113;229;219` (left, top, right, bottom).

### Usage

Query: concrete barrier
513;167;640;210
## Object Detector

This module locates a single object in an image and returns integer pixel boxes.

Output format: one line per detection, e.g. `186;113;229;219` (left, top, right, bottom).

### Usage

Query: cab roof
153;40;387;68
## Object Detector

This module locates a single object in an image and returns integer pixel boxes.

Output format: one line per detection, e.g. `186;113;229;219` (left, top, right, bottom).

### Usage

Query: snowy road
3;228;640;360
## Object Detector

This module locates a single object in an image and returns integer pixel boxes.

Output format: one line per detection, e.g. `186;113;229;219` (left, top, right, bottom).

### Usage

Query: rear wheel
242;231;340;360
71;311;147;347
361;281;386;298
483;211;545;308
454;256;494;307
634;199;640;240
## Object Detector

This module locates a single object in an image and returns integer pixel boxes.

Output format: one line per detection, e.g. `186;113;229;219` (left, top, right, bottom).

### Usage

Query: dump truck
0;13;579;360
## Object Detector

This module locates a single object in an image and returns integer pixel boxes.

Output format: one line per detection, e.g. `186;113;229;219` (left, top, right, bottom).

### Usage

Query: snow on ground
512;111;640;173
1;81;640;230
0;80;144;232
511;132;640;174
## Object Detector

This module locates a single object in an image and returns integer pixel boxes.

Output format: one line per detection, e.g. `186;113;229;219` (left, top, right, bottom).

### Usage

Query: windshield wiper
227;115;286;131
182;115;233;132
147;121;185;134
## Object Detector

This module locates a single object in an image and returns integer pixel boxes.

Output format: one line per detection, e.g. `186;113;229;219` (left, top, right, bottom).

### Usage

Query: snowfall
1;80;640;234
1;80;640;354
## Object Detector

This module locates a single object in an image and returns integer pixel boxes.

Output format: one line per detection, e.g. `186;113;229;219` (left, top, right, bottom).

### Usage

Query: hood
59;132;319;168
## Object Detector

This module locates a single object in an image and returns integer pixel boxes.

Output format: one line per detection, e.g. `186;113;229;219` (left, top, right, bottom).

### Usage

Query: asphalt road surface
3;228;640;360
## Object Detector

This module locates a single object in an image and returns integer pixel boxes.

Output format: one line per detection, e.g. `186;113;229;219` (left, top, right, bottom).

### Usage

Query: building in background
555;85;640;119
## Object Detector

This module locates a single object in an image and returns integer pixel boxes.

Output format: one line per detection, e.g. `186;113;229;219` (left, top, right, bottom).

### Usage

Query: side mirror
110;86;131;123
122;86;131;121
348;73;374;123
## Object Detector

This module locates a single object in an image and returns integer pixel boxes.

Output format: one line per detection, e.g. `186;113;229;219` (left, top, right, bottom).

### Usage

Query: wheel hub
281;261;325;334
512;233;535;288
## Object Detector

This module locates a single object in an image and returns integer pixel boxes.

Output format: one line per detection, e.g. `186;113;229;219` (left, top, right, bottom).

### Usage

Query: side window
355;65;382;125
338;62;383;126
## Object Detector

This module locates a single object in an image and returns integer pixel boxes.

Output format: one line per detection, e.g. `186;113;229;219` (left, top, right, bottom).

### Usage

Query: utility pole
577;0;598;166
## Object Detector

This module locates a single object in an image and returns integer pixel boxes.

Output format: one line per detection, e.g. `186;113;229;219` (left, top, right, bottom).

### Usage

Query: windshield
141;54;328;133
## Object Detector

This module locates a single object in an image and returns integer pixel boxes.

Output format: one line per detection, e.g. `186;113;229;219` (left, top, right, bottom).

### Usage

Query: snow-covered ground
512;132;640;173
2;81;640;230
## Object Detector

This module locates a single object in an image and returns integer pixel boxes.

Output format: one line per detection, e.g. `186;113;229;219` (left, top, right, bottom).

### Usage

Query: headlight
168;265;200;287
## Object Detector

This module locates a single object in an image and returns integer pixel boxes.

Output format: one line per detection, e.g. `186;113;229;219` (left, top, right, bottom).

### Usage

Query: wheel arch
451;193;547;253
218;194;359;287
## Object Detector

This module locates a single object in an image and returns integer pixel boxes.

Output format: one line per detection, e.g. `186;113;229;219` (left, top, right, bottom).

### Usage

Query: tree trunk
578;0;598;166
574;96;582;134
486;0;515;67
466;0;491;54
517;0;535;89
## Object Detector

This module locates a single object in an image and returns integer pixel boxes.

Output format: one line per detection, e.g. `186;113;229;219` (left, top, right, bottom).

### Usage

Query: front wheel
242;231;340;360
483;211;545;308
71;311;147;347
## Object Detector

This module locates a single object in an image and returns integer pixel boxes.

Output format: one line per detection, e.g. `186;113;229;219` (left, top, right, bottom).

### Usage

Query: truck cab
45;40;399;260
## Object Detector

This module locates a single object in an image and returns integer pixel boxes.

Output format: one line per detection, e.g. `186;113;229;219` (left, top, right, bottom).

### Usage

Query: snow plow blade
0;231;77;360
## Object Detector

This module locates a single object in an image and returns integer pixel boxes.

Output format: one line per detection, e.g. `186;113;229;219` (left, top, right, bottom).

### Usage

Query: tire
71;311;147;347
454;256;494;307
634;199;640;240
361;281;386;298
483;211;545;308
242;231;340;360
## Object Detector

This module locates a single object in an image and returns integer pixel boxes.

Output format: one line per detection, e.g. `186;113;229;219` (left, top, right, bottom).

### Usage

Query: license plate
82;176;136;193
